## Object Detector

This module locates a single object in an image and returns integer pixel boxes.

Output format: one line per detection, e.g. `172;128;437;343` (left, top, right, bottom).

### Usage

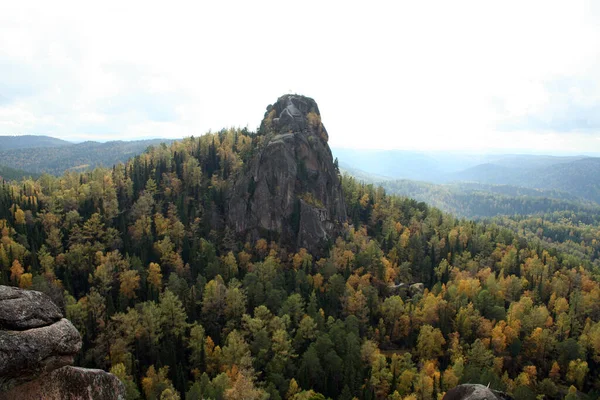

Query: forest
2;129;600;400
0;164;40;181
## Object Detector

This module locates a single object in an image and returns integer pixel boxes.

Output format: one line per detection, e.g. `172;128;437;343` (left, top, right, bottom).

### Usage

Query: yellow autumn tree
120;270;140;299
10;259;24;283
19;272;33;289
148;262;163;291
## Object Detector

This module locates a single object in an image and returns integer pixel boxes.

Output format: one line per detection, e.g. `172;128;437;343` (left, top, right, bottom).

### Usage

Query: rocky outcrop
0;317;81;390
228;94;346;254
0;285;81;391
1;366;125;400
0;285;125;399
409;283;425;297
443;384;513;400
0;284;64;329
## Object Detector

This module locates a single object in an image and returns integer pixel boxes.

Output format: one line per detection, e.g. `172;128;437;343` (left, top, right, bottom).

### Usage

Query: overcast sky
2;1;600;154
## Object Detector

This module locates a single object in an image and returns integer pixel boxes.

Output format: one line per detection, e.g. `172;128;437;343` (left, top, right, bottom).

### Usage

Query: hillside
340;161;595;220
0;164;40;181
339;165;393;183
480;154;585;170
0;135;72;150
517;157;600;202
346;170;600;272
334;149;600;204
379;178;599;218
447;163;516;184
333;148;446;181
450;157;600;203
0;96;598;399
0;138;173;175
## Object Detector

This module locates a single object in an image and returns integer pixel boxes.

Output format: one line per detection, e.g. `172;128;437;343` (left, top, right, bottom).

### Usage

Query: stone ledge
0;366;125;400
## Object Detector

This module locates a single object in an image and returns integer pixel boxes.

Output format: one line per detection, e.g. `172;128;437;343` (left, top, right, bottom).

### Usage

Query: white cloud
1;0;600;153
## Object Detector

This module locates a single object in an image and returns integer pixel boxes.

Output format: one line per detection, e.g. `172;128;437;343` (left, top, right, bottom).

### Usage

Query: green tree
416;325;446;361
159;289;188;338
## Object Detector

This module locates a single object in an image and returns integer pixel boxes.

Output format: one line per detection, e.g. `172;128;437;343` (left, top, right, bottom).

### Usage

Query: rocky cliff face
0;285;124;399
228;94;346;254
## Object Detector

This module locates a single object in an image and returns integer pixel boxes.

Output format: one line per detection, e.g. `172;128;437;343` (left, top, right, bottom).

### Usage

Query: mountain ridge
449;157;600;203
333;148;600;203
0;135;72;150
0;138;174;175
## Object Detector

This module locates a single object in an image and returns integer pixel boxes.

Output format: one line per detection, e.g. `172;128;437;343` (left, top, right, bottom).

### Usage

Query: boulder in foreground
0;286;125;399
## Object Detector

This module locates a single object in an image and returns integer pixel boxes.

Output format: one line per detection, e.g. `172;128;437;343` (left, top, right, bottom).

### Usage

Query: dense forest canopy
1;129;600;400
0;164;40;181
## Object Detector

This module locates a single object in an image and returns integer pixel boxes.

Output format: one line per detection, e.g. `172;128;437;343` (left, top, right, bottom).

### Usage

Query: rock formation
228;94;346;254
443;384;513;400
409;282;425;297
0;285;124;399
2;366;125;400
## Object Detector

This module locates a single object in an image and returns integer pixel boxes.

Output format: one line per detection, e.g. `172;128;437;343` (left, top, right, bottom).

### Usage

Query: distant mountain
0;135;72;151
333;148;590;183
449;157;600;203
333;148;446;181
339;165;393;182
378;179;599;218
524;157;600;191
334;148;600;203
480;154;585;169
446;163;516;184
453;181;585;201
0;139;173;175
340;160;598;219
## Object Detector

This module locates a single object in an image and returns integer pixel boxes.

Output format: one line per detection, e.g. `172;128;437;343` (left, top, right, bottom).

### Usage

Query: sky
2;1;600;154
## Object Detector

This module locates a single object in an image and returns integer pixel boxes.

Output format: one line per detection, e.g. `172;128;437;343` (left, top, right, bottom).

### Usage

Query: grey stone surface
0;366;125;400
0;286;125;399
0;286;82;391
0;318;82;386
228;94;346;255
409;282;425;297
0;285;63;330
443;384;513;400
